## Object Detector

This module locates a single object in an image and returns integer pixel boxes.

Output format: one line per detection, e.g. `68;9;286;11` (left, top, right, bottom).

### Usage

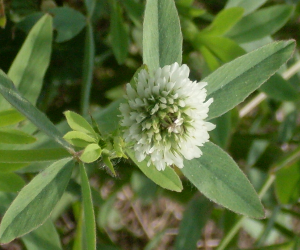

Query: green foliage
0;158;73;243
0;0;299;249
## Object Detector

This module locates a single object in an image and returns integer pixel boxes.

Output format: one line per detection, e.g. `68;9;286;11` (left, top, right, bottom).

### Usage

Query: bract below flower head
119;62;215;171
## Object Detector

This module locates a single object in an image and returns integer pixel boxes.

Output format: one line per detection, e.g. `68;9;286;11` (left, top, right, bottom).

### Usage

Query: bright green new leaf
0;109;25;127
226;5;294;44
0;158;74;244
194;35;245;62
80;163;96;250
143;0;182;72
0;148;70;163
225;0;267;15
63;131;97;148
174;196;212;250
126;149;183;192
80;143;102;163
205;40;295;120
181;142;264;218
0;70;73;152
64;111;96;136
0;128;36;144
2;14;52;110
0;173;25;192
260;74;299;101
48;7;86;43
110;0;129;64
275;162;300;204
201;7;244;36
21;219;62;250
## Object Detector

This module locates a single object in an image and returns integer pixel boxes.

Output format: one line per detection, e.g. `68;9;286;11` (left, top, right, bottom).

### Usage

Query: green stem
80;162;96;250
81;22;95;116
216;174;276;250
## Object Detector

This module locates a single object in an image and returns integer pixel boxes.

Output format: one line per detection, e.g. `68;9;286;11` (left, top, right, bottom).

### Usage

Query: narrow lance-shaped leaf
0;129;36;144
143;0;182;72
0;158;74;244
80;163;96;250
0;148;70;163
0;70;73;152
1;14;52;110
181;142;265;219
205;40;295;120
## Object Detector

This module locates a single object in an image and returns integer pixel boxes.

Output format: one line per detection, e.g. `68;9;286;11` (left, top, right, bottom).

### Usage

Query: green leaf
194;35;245;62
1;14;52;110
275;162;300;204
174;196;212;250
143;0;182;72
0;128;36;144
0;173;25;192
0;109;25;127
126;149;183;192
205;40;295;120
63;131;97;148
201;7;244;36
181;142;265;218
21;219;62;250
260;74;299;101
48;7;86;43
0;163;28;173
80;163;96;250
80;143;102;163
64;111;96;136
0;148;70;163
225;0;267;15
0;158;74;244
0;70;73;152
110;0;129;64
226;5;294;44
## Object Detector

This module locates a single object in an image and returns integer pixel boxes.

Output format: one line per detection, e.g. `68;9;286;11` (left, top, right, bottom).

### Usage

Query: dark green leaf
260;74;299;101
0;173;25;192
226;5;294;43
181;142;265;218
143;0;182;72
49;7;86;43
0;158;74;243
0;148;70;163
205;40;295;120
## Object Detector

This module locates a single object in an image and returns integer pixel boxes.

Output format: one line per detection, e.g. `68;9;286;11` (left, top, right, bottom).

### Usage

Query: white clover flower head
119;62;215;171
